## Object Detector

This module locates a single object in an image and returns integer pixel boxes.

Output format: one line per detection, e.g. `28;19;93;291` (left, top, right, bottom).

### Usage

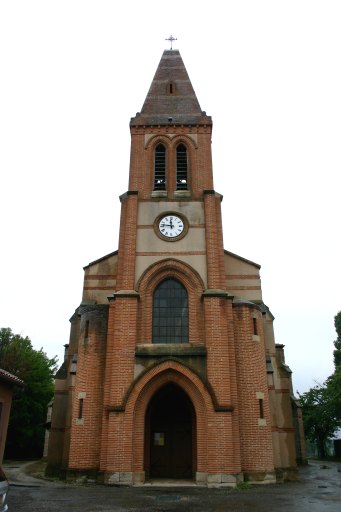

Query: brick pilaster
100;293;139;472
105;294;139;407
203;293;234;408
116;192;138;290
204;191;226;290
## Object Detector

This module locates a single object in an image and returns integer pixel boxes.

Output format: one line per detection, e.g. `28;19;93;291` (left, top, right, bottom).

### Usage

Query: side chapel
47;49;306;486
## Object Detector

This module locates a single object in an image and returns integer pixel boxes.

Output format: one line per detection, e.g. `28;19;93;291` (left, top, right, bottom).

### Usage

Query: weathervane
165;35;177;50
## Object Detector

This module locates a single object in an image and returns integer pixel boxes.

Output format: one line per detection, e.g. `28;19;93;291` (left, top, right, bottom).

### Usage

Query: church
46;48;306;486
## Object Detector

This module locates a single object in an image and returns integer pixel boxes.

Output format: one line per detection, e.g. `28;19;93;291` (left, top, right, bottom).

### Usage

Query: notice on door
154;432;165;446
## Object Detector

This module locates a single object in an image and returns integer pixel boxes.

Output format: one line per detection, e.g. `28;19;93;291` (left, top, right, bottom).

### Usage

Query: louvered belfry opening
154;144;166;190
176;144;188;190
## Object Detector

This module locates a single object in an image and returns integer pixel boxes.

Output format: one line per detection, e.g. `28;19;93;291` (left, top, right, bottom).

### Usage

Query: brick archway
137;257;205;293
124;360;214;481
144;133;198;151
136;258;205;344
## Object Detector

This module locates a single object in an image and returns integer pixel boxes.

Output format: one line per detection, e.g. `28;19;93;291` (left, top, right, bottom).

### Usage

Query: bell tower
121;49;227;295
47;49;305;486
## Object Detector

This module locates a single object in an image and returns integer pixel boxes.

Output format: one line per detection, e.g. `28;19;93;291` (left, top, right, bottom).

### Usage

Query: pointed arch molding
137;257;205;294
131;362;210;472
105;360;233;472
144;133;198;150
106;357;233;414
136;258;205;344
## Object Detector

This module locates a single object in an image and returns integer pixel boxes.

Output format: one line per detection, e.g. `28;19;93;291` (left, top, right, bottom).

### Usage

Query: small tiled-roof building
47;49;306;486
0;369;24;464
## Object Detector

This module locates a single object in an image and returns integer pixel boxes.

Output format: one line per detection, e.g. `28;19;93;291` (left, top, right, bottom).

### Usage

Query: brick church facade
47;49;305;486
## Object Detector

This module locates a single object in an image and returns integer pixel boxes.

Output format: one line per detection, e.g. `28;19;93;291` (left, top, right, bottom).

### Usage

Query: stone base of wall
64;467;103;484
103;471;245;487
243;470;276;484
48;467;298;486
275;466;299;483
105;472;134;485
197;472;244;488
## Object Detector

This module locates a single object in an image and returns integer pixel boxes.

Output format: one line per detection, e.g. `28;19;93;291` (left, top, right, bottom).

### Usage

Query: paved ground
4;459;341;511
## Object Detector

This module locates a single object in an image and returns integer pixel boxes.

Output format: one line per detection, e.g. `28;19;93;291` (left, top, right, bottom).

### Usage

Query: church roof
0;368;24;387
224;249;261;269
130;50;212;127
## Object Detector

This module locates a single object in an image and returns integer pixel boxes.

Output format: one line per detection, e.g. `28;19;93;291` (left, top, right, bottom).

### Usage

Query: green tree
0;327;58;458
326;311;341;423
298;383;340;458
333;311;341;368
299;311;341;457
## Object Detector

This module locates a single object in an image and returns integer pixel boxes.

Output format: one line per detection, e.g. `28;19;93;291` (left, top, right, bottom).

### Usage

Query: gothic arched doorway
145;383;196;479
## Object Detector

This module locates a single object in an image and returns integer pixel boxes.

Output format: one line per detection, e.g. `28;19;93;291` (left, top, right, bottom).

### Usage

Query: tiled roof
130;50;212;126
0;368;25;387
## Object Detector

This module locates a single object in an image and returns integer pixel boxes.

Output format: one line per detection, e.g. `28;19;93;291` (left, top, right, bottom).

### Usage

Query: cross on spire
165;35;177;50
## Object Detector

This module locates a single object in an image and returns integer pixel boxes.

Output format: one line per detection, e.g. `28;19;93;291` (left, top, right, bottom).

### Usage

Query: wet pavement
4;459;341;511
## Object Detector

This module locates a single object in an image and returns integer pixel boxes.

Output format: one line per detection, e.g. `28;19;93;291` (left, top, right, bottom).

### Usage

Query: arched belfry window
152;278;189;344
176;144;188;190
154;144;166;190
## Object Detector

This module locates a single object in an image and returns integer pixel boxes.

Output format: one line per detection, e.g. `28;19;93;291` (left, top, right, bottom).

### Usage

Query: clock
158;214;185;239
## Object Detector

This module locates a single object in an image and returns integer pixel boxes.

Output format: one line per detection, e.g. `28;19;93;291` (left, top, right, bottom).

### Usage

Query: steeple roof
130;50;212;126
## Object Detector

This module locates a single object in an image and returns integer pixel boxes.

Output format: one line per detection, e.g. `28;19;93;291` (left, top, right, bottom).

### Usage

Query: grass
236;481;252;490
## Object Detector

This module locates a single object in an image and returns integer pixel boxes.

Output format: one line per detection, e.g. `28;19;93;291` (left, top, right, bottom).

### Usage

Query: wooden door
148;384;193;479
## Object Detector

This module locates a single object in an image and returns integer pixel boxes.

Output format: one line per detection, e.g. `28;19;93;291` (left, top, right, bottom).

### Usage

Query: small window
154;144;166;190
252;317;258;336
167;82;175;95
176;144;188;190
84;320;89;339
78;398;84;419
259;399;264;419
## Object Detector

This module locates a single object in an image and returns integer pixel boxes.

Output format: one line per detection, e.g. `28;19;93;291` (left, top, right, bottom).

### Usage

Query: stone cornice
202;289;234;300
108;290;140;301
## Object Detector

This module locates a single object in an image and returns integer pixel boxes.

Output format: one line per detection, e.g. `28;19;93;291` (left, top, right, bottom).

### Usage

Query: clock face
158;215;184;239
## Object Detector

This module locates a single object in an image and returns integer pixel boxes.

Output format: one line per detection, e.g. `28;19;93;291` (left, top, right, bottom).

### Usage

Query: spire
131;50;211;126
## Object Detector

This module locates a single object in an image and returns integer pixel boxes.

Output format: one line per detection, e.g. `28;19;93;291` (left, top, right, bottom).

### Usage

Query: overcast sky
1;1;340;394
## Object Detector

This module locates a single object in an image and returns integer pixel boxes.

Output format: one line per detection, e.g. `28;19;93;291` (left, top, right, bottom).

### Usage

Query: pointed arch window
176;144;188;190
154;144;166;190
152;278;189;344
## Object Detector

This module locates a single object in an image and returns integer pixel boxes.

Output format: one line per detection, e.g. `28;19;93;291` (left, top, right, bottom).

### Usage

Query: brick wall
233;303;275;473
68;306;108;470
